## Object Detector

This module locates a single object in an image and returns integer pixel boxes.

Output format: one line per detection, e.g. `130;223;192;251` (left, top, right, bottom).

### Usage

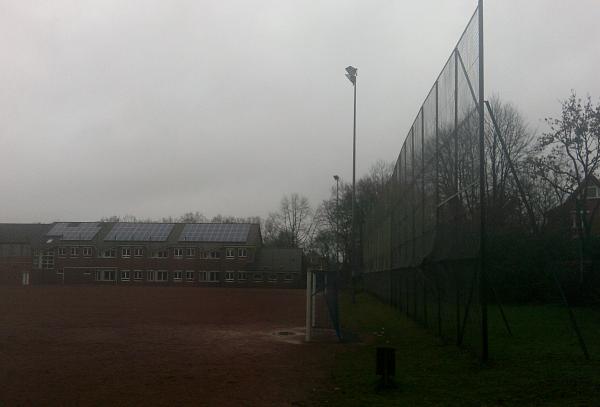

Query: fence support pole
489;284;513;336
478;0;489;362
305;270;313;342
550;266;590;360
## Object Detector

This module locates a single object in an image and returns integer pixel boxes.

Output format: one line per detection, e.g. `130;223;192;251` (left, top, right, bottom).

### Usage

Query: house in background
0;222;304;287
547;174;600;238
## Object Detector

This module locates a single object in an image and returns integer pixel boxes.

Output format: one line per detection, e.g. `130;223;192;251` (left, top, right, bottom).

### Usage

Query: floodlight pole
345;66;358;304
352;77;357;305
334;175;340;264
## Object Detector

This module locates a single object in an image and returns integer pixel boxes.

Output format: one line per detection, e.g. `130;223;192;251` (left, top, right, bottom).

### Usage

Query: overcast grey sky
1;0;599;223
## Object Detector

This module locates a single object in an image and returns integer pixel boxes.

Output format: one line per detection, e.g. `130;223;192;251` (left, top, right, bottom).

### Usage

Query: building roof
254;247;303;272
0;222;262;248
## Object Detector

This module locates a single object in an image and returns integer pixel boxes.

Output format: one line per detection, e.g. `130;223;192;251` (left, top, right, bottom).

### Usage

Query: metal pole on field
333;174;342;335
305;269;313;341
334;175;340;264
477;0;489;362
345;66;357;304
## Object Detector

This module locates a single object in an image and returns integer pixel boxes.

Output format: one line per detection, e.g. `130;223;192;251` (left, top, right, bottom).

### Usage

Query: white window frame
58;247;67;257
83;247;93;257
147;270;156;281
198;271;207;282
120;270;130;281
134;270;143;281
208;271;219;282
174;248;184;258
185;270;195;281
156;270;168;282
284;273;293;282
238;272;247;281
134;247;144;257
268;273;278;283
153;250;168;258
101;269;116;281
121;247;131;258
200;251;208;259
102;248;116;258
70;247;79;257
253;273;263;282
225;248;235;259
186;247;196;257
238;248;248;258
209;250;220;260
173;270;183;281
224;271;235;282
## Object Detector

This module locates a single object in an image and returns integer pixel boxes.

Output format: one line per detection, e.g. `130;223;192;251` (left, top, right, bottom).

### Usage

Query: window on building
208;271;219;282
186;248;196;257
58;247;67;257
134;247;144;257
147;270;156;281
238;248;248;258
83;247;93;257
121;248;131;258
225;248;235;259
253;273;263;282
209;250;221;259
587;186;598;199
174;248;184;258
70;247;79;257
99;270;115;281
185;270;195;281
173;270;183;281
224;271;235;281
121;270;130;281
134;270;143;281
153;250;168;258
238;272;247;281
198;271;207;281
41;250;54;269
268;273;277;282
284;273;293;282
102;248;116;258
571;210;590;230
200;251;208;259
157;271;168;281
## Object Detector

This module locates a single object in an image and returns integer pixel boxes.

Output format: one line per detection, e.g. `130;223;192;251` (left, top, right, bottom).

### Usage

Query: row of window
57;247;249;259
92;269;296;283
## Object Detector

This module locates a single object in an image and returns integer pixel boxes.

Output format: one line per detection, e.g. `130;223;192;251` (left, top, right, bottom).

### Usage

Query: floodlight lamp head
345;66;357;85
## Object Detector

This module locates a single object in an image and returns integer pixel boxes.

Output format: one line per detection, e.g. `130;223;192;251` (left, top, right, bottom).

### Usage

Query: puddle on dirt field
269;327;306;344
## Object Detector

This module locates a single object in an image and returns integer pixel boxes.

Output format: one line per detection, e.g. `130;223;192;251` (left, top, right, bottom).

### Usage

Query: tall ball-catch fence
362;5;488;358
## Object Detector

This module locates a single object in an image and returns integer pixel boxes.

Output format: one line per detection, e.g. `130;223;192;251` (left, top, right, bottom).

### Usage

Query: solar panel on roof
104;223;174;241
179;224;251;242
47;223;102;241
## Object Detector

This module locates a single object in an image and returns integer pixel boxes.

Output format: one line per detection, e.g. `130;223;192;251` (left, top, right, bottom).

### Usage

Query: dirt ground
0;286;336;406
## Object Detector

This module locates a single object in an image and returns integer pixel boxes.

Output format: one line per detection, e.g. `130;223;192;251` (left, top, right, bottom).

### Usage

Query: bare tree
485;97;535;230
178;212;208;223
264;193;316;249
